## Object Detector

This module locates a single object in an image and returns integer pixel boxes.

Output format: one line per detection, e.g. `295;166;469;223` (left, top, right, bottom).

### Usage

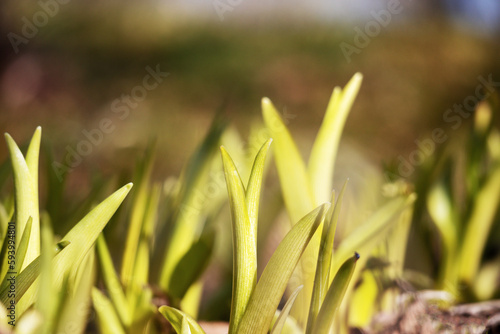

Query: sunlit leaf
96;235;130;327
160;117;226;291
92;288;126;334
121;141;156;286
459;166;500;284
220;146;257;334
5;128;41;270
159;306;206;334
245;138;272;242
236;204;329;334
270;285;303;334
308;73;362;203
306;181;347;333
311;253;359;334
261;98;314;225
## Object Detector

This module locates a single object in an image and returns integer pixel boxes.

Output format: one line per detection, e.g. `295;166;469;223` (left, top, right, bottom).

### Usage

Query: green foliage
2;74;498;334
419;98;500;300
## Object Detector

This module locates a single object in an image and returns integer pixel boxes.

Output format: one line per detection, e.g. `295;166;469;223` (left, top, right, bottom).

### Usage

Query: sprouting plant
92;118;227;333
260;73;416;331
424;97;500;300
0;128;132;333
160;138;360;334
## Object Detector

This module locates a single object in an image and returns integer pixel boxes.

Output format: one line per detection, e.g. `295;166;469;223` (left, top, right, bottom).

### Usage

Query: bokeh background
1;0;500;322
1;0;500;179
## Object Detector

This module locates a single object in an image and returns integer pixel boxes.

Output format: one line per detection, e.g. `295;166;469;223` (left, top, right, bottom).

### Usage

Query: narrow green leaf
221;146;257;334
331;194;415;277
16;183;132;315
128;182;161;293
92;288;126;334
160;117;226;290
270;285;303;334
37;214;56;334
262;97;317;326
5;129;40;270
0;221;14;282
121;141;155;286
245;138;272;240
306;180;348;334
169;229;215;300
261;98;314;224
159;306;206;334
236;204;329;334
427;179;457;289
96;235;130;327
308;73;362;203
128;286;156;333
459;165;500;283
311;253;359;334
15;217;33;273
55;248;95;334
0;240;70;308
182;316;192;334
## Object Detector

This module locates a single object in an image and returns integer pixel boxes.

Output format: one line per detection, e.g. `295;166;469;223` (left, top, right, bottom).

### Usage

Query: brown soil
357;298;500;334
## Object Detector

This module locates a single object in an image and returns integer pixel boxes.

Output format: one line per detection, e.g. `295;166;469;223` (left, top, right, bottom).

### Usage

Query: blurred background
1;0;500;319
1;0;499;183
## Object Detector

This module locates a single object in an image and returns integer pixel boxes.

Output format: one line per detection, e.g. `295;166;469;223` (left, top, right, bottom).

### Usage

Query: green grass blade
5;129;41;270
0;241;69;308
182;316;192;334
262;98;317;325
160;117;226;290
96;235;130;327
128;182;161;294
15;183;132;315
427;179;458;290
331;194;415;277
459;165;500;284
261;98;315;224
159;306;207;334
55;248;95;334
15;217;33;274
169;229;215;300
236;204;329;334
308;73;362;203
52;183;132;278
311;253;359;334
245;138;272;241
121;142;155;286
221;146;257;334
0;222;14;282
37;214;56;334
270;285;303;334
92;288;126;334
306;180;348;334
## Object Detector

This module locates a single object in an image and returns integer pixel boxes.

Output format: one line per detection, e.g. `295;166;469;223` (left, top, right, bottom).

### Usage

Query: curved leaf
159;306;206;334
236;204;329;334
221;146;257;334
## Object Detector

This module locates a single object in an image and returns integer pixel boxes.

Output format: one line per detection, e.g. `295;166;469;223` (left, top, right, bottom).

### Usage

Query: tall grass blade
159;306;207;334
92;288;126;334
311;253;359;334
270;285;303;334
245;138;272;241
236;204;329;334
459;166;500;283
221;146;257;334
5;128;41;270
96;235;130;326
308;74;362;203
